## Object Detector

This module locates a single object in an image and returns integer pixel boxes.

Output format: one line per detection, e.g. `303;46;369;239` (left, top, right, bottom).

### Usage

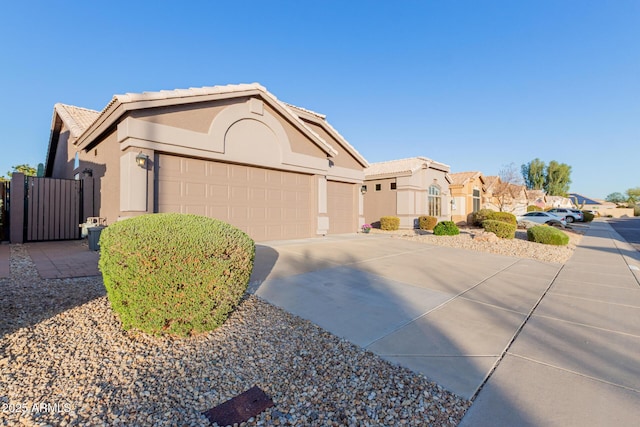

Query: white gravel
1;245;470;427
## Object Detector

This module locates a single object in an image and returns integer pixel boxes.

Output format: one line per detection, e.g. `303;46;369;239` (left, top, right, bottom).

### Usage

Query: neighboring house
45;83;369;241
363;157;451;229
546;195;575;208
525;189;547;209
483;175;528;216
449;171;486;224
569;193;633;218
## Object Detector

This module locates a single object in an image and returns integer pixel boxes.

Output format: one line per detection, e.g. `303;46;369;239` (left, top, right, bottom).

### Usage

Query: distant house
483;176;528;215
363;157;451;229
44;83;369;241
449;171;486;224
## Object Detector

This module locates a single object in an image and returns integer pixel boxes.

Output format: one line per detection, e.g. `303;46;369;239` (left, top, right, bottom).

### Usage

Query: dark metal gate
0;180;9;241
25;177;82;241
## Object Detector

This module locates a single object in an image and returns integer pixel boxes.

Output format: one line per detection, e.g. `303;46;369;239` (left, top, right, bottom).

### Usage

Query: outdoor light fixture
135;152;148;168
361;185;367;195
82;168;93;178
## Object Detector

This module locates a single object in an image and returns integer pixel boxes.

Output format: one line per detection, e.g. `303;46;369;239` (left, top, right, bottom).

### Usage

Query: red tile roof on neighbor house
365;156;450;178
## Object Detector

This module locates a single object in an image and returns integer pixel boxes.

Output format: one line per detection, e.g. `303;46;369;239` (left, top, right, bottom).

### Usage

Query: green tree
6;164;37;178
544;161;572;196
606;192;627;204
627;187;640;205
521;158;546;190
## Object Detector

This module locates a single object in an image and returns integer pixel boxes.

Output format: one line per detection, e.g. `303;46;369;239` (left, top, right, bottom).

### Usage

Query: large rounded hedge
486;211;517;225
527;225;569;246
481;219;516;239
433;221;460;236
98;213;255;337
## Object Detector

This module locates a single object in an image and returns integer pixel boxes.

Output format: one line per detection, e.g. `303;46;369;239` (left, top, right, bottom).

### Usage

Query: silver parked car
516;211;567;227
547;208;583;223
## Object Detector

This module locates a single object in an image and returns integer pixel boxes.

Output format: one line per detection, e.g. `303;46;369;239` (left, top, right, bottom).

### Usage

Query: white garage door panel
157;155;314;241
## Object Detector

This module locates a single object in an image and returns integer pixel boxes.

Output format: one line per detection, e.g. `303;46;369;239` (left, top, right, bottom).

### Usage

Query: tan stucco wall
302;120;362;169
450;178;484;223
51;125;74;178
77;130;123;225
132;99;239;133
363;178;397;226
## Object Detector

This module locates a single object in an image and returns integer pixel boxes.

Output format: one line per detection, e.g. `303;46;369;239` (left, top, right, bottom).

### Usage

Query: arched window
428;185;441;217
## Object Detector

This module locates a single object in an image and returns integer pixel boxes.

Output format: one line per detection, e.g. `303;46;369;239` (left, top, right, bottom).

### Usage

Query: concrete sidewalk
460;220;640;426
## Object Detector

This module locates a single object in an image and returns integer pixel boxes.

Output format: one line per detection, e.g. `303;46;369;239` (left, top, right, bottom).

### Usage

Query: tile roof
449;171;482;186
365;157;450;177
54;103;100;138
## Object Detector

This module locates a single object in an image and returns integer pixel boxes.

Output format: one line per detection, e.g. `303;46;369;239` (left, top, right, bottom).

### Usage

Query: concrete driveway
249;234;559;400
250;221;640;425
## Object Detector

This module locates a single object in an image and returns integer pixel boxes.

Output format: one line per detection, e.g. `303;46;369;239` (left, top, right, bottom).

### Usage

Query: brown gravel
1;245;470;427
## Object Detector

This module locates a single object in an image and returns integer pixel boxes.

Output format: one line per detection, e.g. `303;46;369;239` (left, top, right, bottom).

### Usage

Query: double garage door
157;155;357;241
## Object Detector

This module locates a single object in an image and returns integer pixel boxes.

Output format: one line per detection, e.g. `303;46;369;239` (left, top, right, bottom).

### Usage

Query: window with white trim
428;185;441;217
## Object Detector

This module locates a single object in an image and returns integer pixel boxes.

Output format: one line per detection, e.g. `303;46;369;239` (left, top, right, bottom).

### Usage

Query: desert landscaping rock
373;226;582;264
1;244;470;426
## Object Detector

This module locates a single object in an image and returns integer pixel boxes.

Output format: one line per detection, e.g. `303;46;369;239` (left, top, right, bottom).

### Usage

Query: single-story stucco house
483;175;528;215
363;157;451;229
448;171;486;224
45;83;369;241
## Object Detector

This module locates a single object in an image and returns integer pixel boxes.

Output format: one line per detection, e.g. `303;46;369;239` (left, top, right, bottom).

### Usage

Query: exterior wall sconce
82;168;93;178
135;152;148;168
361;185;367;195
450;198;456;210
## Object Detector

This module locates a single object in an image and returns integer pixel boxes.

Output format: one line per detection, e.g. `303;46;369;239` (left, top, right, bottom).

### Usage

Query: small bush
634;206;640;217
99;213;255;337
471;209;495;226
418;215;438;231
527;225;569;246
380;216;400;231
582;211;595;222
527;205;543;212
433;221;460;236
482;220;516;239
486;211;517;225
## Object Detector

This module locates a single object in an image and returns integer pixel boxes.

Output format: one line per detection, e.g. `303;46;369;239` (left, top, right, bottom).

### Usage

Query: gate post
9;173;25;243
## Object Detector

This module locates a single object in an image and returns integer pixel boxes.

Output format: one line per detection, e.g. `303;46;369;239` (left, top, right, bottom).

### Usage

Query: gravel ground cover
1;245;470;427
372;225;584;264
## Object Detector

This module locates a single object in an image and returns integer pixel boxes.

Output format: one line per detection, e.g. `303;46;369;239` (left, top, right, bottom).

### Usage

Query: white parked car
547;208;583;223
516;211;567;227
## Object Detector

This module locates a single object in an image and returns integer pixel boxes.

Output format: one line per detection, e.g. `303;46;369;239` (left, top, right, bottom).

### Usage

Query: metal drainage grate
202;385;274;426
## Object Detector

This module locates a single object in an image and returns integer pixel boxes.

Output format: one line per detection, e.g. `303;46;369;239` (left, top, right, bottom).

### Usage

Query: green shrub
527;225;569;246
481;220;516;239
582;211;595;222
433;221;460;236
98;213;255;337
527;205;543;212
486;211;517;225
634;206;640;217
380;216;400;231
418;215;438;231
471;209;495;226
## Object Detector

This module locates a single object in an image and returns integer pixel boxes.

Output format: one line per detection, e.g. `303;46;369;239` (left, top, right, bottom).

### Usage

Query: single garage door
327;181;356;234
156;155;314;241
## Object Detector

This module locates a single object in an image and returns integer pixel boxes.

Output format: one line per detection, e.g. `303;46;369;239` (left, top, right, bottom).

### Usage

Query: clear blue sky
1;1;638;199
